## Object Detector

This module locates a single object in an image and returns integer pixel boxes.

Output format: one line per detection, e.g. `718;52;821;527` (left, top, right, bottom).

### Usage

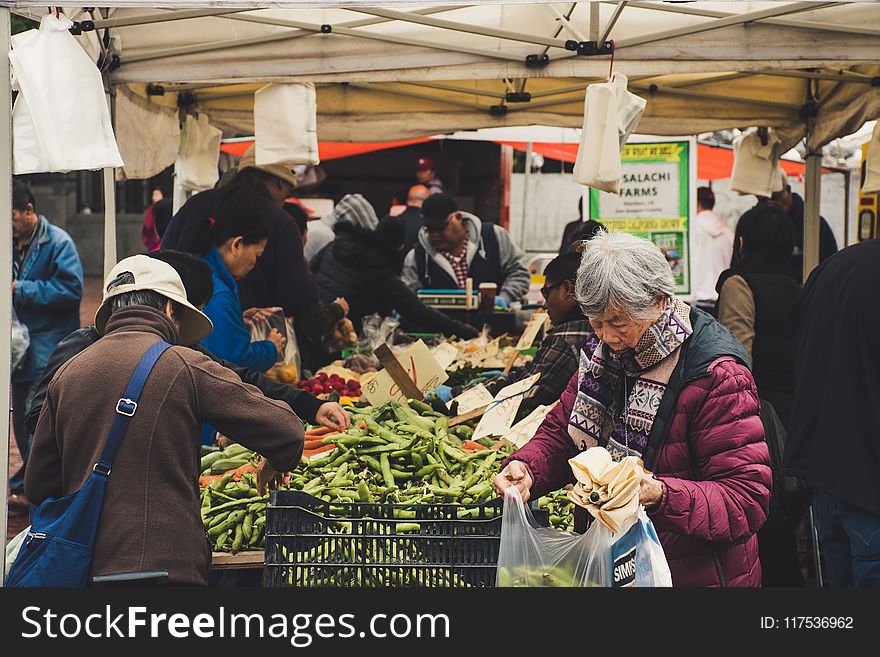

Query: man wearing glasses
487;251;592;422
402;193;530;310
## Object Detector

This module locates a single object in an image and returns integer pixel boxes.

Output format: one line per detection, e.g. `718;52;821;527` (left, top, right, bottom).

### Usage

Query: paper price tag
431;342;459;371
506;402;557;449
472;373;540;440
449;384;494;416
515;311;549;351
361;340;448;406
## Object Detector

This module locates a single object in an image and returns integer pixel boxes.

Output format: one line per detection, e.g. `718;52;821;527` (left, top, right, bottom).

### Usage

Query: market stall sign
589;139;694;295
473;373;540;441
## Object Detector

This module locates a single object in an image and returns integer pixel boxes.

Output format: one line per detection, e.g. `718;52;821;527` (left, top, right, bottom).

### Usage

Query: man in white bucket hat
25;254;305;585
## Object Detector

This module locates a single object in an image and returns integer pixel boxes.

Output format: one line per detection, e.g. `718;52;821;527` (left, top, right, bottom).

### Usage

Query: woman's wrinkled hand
638;474;664;508
493;461;533;502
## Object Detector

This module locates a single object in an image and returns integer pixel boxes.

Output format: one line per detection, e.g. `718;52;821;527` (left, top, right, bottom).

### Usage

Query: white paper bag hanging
176;114;222;192
862;122;880;194
573;74;646;194
730;127;784;198
254;83;320;167
10;14;123;174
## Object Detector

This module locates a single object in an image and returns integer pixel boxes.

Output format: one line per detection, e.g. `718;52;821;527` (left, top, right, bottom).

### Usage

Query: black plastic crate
264;490;547;587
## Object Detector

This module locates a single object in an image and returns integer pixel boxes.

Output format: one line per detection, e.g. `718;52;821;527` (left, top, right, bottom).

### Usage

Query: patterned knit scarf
568;297;692;461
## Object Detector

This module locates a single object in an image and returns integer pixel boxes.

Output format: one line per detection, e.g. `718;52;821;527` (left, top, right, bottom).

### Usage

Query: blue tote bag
6;341;171;587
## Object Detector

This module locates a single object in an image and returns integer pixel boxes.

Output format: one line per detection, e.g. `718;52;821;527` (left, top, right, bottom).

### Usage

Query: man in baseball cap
403;192;531;311
95;254;214;345
415;155;444;195
25;252;306;586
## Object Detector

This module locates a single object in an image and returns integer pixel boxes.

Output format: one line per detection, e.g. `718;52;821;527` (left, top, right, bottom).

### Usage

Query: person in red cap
415;156;444;195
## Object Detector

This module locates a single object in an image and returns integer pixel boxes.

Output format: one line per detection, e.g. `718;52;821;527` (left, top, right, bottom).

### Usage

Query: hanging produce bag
572;73;646;194
730;127;785;197
10;14;124;174
254;83;320;166
176;114;222;191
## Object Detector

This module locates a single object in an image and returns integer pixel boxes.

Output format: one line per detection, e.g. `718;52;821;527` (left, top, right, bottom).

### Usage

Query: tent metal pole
615;2;838;50
538;2;578;59
103;76;117;282
92;8;252;29
663;72;757;89
506;94;586;112
545;4;586;42
803;150;822;281
348;83;490;111
346;7;569;50
123;14;524;65
629;82;802;111
0;5;13;587
749;69;880;85
401;81;507;100
599;1;628;44
843;170;851;248
226;4;466;32
521;142;533;252
617;1;880;38
590;2;600;42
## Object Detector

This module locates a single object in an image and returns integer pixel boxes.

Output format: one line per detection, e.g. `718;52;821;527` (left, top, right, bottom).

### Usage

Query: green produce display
201;399;576;561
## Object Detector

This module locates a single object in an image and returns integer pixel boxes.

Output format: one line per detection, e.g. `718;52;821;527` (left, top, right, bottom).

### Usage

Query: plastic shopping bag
250;309;301;383
254;83;320;167
11;14;123;174
572;74;646;194
11;308;30;372
497;488;672;587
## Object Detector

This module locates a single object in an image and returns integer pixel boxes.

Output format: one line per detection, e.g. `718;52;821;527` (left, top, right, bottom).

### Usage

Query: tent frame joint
564;39;614;57
872;77;880;88
799;100;819;120
489;104;509;116
505;91;531;103
524;54;550;68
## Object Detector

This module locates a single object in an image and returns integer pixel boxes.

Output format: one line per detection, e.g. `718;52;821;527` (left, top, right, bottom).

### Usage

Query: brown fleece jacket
26;306;304;585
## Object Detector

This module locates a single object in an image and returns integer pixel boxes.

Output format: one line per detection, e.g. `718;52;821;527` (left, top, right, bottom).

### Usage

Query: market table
210;550;264;570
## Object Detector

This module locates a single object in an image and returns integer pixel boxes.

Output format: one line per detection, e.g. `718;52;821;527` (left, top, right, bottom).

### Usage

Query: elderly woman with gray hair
494;231;771;587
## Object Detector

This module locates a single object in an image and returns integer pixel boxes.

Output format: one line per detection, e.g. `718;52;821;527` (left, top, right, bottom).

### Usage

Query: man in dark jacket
402;193;530;308
399;184;430;252
9;179;83;512
161;146;345;341
25;251;350;449
761;175;837;283
26;255;304;585
784;240;880;587
312;217;478;339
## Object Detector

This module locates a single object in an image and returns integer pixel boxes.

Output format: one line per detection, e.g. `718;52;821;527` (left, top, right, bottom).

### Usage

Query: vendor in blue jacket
178;185;286;372
9;178;83;511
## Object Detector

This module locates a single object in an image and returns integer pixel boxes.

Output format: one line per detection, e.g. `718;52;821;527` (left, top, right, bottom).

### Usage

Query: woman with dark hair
716;204;806;587
179;187;285;372
717;205;799;426
311;216;478;338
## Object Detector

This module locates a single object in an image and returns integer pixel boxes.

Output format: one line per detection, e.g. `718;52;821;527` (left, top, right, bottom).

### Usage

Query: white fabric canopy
6;2;875;153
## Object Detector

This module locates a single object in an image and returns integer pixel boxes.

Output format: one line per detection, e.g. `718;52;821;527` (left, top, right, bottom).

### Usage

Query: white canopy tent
2;1;880;580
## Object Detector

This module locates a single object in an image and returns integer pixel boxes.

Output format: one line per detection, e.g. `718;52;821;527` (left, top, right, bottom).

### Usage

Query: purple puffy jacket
509;351;771;587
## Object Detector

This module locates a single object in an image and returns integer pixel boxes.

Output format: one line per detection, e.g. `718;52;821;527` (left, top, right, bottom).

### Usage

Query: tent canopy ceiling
10;2;880;149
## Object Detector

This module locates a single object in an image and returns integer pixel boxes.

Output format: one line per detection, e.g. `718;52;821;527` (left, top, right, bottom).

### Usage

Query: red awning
220;138;432;161
220;138;809;181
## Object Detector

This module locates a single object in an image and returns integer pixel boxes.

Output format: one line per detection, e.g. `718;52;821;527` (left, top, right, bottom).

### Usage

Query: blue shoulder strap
93;341;172;476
